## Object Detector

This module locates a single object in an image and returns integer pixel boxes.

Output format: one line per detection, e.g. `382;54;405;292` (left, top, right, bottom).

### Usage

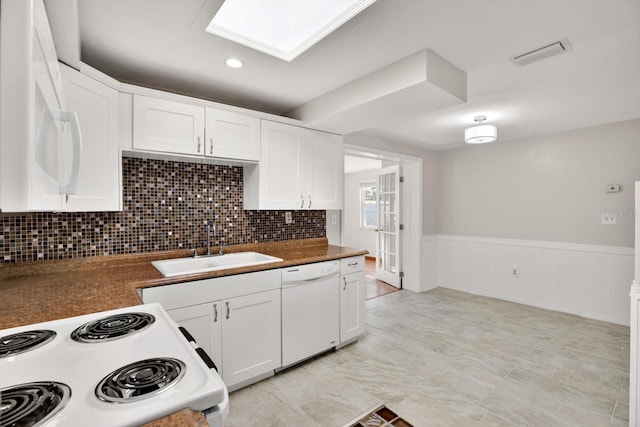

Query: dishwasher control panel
281;260;340;285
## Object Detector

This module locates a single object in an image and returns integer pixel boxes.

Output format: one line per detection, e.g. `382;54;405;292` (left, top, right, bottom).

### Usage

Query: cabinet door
340;271;366;343
304;129;343;210
133;95;204;155
222;289;281;388
205;108;260;161
258;120;305;209
61;65;120;211
167;303;222;374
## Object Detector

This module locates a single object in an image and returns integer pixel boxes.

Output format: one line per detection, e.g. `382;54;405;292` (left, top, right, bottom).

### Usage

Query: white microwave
0;0;83;212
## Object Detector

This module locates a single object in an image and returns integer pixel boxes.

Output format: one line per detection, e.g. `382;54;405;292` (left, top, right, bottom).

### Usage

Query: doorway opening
364;256;399;299
332;145;422;297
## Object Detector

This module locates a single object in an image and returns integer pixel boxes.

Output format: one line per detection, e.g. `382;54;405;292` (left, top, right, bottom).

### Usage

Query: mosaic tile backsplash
1;157;326;263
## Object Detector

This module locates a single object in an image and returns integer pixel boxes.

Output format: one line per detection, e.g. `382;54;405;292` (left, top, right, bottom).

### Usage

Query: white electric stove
0;303;228;427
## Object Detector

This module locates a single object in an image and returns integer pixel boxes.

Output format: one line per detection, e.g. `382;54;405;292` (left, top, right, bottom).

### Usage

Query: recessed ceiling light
225;58;243;68
207;0;376;62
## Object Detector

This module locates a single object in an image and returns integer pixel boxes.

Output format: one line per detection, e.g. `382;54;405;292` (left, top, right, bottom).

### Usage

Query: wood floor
365;257;399;300
225;288;630;426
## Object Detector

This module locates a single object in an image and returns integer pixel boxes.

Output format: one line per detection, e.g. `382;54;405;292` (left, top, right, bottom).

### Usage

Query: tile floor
225;288;630;426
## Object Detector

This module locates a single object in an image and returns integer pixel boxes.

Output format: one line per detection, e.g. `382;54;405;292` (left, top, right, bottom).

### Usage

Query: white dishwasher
281;260;340;367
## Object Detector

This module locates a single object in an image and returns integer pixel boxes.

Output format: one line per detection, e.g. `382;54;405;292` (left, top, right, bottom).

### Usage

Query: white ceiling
344;155;382;174
75;0;640;150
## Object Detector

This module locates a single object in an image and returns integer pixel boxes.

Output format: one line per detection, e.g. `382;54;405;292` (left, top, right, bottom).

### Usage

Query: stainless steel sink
152;252;284;277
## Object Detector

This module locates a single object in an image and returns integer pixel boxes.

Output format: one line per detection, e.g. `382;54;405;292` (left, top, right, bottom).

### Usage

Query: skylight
206;0;376;62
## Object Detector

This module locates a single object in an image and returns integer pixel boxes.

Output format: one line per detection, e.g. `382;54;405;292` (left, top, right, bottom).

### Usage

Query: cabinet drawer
340;256;365;275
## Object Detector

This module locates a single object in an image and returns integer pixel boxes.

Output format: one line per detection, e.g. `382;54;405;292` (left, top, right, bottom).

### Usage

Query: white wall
325;209;341;246
342;169;378;255
636;182;640;282
350;122;638;325
427;119;640;325
438;119;640;247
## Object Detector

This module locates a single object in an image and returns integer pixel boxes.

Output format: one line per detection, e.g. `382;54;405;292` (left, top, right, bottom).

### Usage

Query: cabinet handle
197;136;201;153
209;138;213;154
348;262;358;267
300;195;304;209
226;301;230;319
343;276;347;290
213;303;218;322
308;195;312;209
65;194;69;203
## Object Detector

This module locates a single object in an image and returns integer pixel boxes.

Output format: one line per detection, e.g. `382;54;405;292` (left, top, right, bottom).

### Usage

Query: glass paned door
375;165;400;287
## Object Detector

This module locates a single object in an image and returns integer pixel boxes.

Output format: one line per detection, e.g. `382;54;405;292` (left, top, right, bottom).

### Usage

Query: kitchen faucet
206;220;215;256
193;219;224;258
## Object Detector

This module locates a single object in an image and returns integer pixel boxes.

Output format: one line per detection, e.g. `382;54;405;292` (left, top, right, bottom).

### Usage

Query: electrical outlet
285;212;292;224
511;267;519;278
331;214;337;225
601;212;618;225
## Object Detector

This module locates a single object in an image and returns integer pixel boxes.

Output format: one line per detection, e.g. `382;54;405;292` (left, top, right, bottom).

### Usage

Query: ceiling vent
510;38;572;66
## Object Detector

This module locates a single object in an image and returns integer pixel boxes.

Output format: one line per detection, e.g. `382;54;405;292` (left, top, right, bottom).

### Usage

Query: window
206;0;376;62
360;181;377;229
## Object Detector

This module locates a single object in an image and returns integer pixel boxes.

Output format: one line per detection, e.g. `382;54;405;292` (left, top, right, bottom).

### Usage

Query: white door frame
343;144;423;292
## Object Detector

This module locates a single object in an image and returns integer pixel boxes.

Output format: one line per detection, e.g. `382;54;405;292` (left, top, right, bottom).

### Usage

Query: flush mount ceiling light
464;116;497;144
206;0;376;62
225;58;243;68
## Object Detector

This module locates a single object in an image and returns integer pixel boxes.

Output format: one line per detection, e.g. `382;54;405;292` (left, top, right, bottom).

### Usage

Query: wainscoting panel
436;235;634;326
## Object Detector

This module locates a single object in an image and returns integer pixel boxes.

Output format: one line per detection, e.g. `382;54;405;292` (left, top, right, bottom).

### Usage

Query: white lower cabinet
143;258;366;391
165;303;222;375
340;257;366;343
167;289;280;390
222;289;281;388
142;269;281;390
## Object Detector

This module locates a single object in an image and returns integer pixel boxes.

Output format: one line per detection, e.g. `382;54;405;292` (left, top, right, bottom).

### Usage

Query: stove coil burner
0;382;71;427
70;312;155;343
96;358;186;403
0;330;56;358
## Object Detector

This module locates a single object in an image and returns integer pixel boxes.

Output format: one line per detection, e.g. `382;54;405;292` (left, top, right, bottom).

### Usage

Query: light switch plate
285;212;292;224
605;185;621;193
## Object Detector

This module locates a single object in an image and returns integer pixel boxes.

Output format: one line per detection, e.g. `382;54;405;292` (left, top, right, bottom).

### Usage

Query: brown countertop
143;409;210;427
0;238;366;329
0;238;367;426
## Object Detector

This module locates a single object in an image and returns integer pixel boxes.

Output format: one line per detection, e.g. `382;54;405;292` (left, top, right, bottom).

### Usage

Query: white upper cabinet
132;95;260;162
205;108;260;161
305;128;343;210
60;64;121;211
250;121;305;209
133;95;205;156
244;120;343;210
